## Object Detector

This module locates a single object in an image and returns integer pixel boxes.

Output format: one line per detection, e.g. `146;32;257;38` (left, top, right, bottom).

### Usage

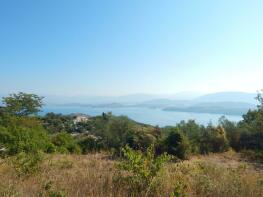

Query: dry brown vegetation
0;151;263;197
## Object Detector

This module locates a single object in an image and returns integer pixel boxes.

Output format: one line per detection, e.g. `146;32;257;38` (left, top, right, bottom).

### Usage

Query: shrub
115;145;171;195
52;132;81;154
241;149;263;162
10;150;44;177
0;118;55;155
40;181;67;197
78;135;103;153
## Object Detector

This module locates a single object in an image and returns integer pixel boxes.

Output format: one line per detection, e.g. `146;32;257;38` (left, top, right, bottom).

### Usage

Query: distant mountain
190;101;255;108
135;99;190;108
44;94;161;105
139;92;258;115
164;101;256;116
166;92;204;100
44;95;115;105
43;92;204;105
43;91;259;116
115;94;160;103
193;92;257;104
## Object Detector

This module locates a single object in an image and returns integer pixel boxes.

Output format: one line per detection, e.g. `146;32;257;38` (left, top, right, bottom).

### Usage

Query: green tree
104;116;134;150
200;126;229;153
210;127;229;152
163;129;190;159
237;91;263;150
219;116;241;150
2;92;43;116
175;120;206;154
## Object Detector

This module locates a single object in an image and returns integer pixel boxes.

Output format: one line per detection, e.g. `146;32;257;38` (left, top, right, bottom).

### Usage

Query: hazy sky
0;0;262;96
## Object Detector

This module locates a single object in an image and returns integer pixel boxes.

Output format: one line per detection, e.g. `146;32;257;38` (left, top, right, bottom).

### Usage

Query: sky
0;0;263;96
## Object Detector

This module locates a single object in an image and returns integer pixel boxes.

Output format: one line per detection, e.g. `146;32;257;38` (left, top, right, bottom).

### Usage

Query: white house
72;114;90;124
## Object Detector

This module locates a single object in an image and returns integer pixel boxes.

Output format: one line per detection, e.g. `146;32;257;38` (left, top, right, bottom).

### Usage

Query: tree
2;92;43;116
104;116;134;150
219;116;240;150
256;89;263;108
237;91;263;150
200;126;229;153
163;129;190;159
175;120;205;154
210;127;229;152
199;129;212;154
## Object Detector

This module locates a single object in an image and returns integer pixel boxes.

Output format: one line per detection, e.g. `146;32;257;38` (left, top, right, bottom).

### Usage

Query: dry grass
0;153;122;197
161;151;263;197
0;151;263;197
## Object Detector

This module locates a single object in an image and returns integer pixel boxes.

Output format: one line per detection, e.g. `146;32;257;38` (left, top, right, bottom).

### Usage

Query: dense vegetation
0;92;263;196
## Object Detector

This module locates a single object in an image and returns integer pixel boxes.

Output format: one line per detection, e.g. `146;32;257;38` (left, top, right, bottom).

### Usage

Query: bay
42;106;242;127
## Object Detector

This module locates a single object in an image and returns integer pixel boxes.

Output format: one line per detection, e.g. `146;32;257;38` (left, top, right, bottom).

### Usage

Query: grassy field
0;151;263;197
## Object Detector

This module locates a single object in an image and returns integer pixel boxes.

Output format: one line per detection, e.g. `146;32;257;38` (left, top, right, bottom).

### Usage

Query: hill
193;91;257;104
46;92;258;116
163;101;256;115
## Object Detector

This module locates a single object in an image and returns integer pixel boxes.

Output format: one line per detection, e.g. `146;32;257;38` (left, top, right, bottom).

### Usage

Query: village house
72;114;90;124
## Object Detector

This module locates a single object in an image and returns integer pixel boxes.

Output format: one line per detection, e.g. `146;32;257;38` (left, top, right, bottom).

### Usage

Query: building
72;114;90;124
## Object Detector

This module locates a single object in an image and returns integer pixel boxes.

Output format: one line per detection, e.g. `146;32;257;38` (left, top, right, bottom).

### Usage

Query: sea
42;105;242;127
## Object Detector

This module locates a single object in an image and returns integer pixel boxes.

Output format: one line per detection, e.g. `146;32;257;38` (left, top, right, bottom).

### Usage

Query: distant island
50;92;257;116
163;102;254;116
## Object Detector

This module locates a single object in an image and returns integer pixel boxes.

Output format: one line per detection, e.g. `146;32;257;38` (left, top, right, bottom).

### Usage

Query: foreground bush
0;117;55;155
115;145;171;196
10;151;44;177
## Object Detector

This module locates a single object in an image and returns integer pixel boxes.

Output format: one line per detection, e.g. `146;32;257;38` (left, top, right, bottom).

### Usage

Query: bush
241;149;263;162
78;135;103;153
10;151;44;177
52;132;81;154
0;118;55;155
115;145;171;195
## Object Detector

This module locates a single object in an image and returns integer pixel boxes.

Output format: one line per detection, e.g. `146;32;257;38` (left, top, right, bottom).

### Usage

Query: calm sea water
42;106;242;127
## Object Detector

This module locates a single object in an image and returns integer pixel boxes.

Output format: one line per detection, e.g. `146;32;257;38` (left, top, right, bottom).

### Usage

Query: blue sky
0;0;262;96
